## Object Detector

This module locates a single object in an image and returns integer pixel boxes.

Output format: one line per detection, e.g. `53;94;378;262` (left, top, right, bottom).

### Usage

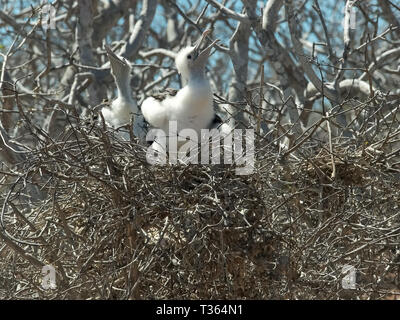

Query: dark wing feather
208;113;224;129
150;88;178;101
212;113;222;126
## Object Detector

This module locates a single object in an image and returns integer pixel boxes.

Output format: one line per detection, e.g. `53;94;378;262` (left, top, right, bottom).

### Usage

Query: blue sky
0;0;394;91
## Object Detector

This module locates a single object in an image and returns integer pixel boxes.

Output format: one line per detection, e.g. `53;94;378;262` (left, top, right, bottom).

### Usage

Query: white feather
174;47;194;82
102;97;136;128
102;46;146;140
142;32;227;155
142;83;214;139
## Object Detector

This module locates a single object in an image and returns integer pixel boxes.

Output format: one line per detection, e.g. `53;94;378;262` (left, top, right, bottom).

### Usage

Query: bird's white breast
163;83;214;135
102;97;137;128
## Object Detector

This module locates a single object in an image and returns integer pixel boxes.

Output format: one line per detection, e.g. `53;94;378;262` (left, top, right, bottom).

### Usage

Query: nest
1;112;400;300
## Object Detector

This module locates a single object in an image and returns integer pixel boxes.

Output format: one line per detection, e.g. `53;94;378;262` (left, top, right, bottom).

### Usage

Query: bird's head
105;45;132;82
105;45;133;100
175;30;219;82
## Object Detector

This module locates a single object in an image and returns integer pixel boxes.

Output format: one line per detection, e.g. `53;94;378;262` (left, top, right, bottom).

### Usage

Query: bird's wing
150;88;178;101
141;88;178;129
210;113;222;127
208;112;232;137
105;45;130;80
141;96;168;129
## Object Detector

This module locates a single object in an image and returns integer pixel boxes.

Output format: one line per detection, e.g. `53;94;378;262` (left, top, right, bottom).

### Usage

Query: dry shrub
1;96;400;300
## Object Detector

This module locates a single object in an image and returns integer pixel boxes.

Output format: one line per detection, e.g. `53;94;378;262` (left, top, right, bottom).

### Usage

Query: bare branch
285;0;338;102
205;0;250;23
119;0;157;60
77;0;106;106
262;0;283;31
92;0;136;47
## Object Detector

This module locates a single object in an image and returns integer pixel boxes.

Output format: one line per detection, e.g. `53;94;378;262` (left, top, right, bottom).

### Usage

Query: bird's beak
105;45;132;96
193;30;219;62
105;45;128;70
193;29;211;53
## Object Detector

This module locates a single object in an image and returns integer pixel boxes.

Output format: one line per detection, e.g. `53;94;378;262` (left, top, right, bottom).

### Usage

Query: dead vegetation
1;91;400;299
1;0;400;300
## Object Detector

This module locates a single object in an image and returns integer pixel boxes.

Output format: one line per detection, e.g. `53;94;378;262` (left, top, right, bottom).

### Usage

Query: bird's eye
187;54;192;59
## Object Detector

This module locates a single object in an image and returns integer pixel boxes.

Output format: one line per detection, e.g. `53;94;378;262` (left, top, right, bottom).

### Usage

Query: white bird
101;45;146;140
141;30;222;156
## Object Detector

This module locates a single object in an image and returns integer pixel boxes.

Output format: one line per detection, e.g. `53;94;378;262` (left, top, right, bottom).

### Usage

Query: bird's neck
117;87;132;103
115;75;132;101
187;71;209;88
